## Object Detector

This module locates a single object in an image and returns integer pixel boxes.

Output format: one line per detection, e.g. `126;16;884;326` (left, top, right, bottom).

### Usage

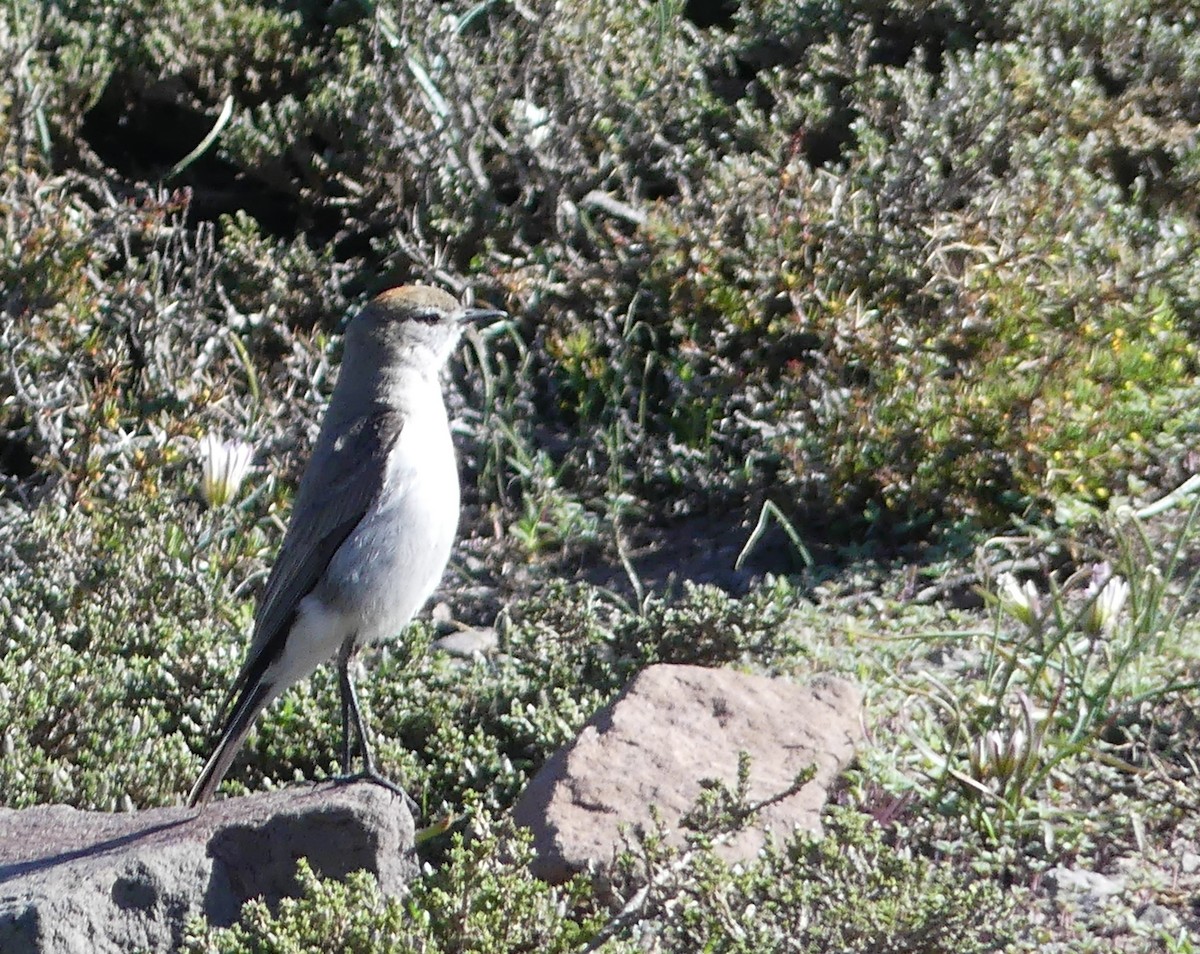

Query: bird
188;285;504;807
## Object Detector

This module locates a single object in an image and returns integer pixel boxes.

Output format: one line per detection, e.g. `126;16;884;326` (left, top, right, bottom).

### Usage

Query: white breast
321;394;460;647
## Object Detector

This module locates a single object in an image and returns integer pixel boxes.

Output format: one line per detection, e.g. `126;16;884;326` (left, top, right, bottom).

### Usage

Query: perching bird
188;285;503;807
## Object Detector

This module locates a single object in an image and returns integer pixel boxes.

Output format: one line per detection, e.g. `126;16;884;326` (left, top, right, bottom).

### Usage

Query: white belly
315;404;460;647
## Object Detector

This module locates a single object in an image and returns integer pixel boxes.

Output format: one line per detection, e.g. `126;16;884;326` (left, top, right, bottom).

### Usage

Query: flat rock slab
513;664;862;883
0;781;416;954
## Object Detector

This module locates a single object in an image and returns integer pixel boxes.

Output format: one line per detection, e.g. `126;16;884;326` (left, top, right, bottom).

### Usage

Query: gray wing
228;406;403;696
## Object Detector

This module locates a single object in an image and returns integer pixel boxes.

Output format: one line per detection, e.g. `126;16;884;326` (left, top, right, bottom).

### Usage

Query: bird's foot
340;766;419;816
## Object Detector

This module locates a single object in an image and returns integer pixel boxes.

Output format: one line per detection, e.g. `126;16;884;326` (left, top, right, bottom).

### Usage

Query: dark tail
187;680;274;807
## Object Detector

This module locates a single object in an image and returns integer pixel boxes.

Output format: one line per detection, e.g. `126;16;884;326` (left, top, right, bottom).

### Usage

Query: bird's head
348;285;505;372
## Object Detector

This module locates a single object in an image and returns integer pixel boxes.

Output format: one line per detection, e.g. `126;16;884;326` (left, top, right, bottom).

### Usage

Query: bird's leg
337;647;356;775
336;642;418;815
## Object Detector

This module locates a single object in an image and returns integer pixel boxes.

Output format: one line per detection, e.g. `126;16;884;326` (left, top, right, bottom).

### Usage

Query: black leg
344;658;375;773
335;643;418;815
337;650;354;775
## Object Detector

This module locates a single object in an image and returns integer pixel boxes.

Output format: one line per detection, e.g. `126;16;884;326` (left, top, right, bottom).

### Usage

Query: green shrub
182;824;606;954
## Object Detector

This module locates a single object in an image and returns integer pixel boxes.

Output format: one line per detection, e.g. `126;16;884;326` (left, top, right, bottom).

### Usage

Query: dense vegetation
3;0;1199;949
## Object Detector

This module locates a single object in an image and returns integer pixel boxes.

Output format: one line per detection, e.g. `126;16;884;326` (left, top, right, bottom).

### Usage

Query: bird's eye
411;310;442;325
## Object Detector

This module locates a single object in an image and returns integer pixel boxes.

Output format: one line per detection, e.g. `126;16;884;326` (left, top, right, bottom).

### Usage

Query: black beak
460;307;507;323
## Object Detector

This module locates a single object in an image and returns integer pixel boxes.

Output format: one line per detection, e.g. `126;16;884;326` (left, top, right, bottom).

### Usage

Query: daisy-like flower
996;572;1042;630
966;693;1043;790
970;727;1030;783
199;434;254;507
1083;563;1129;638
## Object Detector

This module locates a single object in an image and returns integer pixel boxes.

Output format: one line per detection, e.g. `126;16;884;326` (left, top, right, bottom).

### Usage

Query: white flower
199;434;254;507
1084;567;1129;638
996;572;1042;629
969;722;1040;787
510;97;551;150
967;694;1043;787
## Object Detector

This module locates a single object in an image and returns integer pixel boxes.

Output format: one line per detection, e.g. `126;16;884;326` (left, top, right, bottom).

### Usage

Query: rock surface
1044;865;1126;911
512;664;862;883
0;781;416;954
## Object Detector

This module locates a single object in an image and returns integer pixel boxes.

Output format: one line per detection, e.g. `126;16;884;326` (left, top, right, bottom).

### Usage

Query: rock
512;664;862;883
430;601;454;628
0;781;416;954
1136;902;1179;931
432;626;499;657
1044;866;1125;910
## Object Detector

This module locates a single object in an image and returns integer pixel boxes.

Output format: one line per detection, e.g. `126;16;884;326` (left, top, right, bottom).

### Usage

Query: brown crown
370;285;461;314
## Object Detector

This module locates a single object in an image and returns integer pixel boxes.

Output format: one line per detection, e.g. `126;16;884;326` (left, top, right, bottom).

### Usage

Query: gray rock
512;664;862;883
430;601;454;627
0;781;415;954
1136;902;1180;930
432;626;499;657
1044;866;1125;910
